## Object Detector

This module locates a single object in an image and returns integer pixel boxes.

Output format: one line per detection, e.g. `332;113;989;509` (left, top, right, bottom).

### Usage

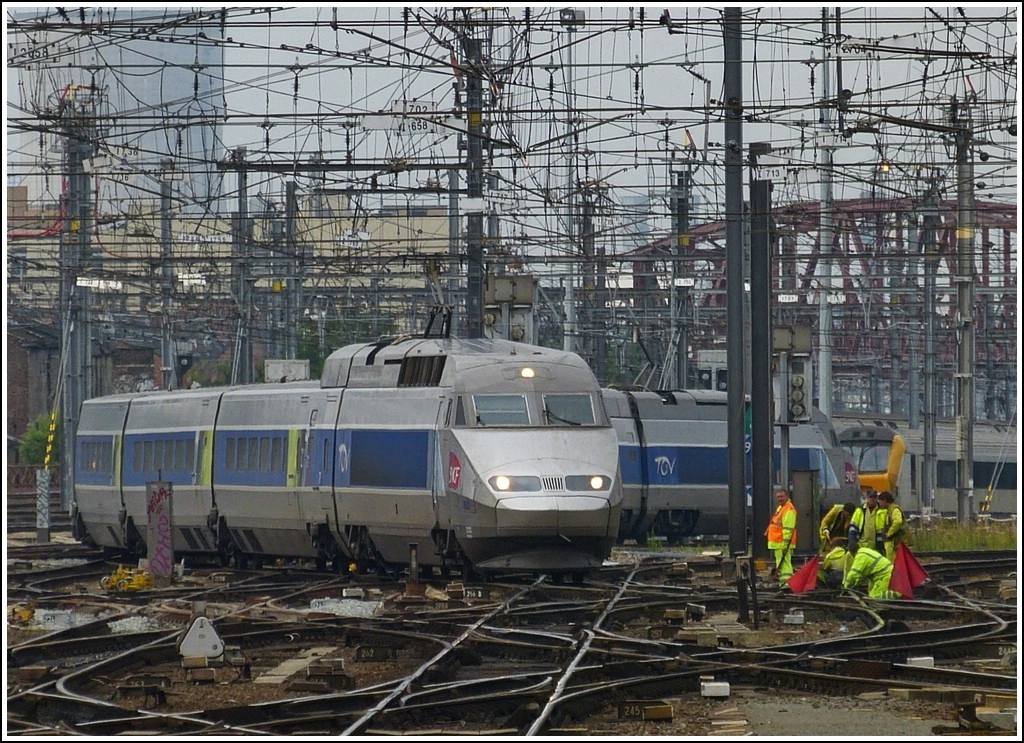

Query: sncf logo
448;452;462;490
845;462;858;484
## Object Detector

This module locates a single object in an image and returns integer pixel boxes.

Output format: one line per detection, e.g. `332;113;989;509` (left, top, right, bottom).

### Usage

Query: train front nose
462;429;622;535
489;475;615;535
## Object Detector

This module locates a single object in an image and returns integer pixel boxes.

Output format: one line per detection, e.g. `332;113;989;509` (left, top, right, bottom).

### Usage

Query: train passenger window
473;394;530;426
272;437;284;472
133;441;143;472
247;437;260;471
154;440;165;472
143;440;154;473
225;438;236;472
260;437;272;472
542;394;596;426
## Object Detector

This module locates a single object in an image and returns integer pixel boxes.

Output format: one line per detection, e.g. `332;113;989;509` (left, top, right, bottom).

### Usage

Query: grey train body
602;388;861;543
72;336;622;579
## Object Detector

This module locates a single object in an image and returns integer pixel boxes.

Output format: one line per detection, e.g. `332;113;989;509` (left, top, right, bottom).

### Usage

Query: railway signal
788;354;812;423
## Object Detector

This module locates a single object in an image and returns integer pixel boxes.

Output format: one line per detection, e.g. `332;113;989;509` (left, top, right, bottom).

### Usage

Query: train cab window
542;393;596;426
473;394;530;426
843;441;890;474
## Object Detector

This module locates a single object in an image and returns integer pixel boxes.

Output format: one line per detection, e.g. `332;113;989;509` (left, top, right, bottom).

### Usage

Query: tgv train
72;328;622;580
835;414;1017;518
602;388;861;543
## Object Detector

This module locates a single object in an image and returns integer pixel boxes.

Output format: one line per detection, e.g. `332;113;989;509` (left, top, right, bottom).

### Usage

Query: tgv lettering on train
653;455;676;478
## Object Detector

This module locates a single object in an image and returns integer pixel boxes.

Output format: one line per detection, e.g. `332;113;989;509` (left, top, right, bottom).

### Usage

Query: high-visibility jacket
819;504;851;551
847;504;886;551
767;499;797;549
880;503;907;559
818;544;848;587
843;546;901;599
882;504;906;542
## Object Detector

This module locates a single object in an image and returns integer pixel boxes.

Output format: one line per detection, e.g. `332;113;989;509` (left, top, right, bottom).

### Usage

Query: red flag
787;555;821;594
890;543;929;599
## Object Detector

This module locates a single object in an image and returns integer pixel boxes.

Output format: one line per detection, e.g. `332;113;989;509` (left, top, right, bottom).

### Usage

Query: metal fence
8;465;61;493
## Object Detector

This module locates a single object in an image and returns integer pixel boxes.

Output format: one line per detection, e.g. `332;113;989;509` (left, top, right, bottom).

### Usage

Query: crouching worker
817;537;848;589
842;544;902;599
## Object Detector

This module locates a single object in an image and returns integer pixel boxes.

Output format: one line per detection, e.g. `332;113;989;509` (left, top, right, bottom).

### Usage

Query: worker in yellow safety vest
842;544;902;599
877;491;907;560
818;502;856;555
847;489;887;553
817;536;849;588
766;486;797;588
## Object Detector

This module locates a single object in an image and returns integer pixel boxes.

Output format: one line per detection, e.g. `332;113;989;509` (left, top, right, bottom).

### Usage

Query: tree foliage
298;314;396;379
19;413;60;466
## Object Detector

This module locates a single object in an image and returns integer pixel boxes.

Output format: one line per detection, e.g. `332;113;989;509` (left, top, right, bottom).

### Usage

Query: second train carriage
602;388;861;543
835;415;1017;519
72;332;623;579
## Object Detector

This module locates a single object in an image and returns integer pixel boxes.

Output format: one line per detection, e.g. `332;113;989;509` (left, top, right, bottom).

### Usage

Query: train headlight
488;475;542;492
565;475;611;491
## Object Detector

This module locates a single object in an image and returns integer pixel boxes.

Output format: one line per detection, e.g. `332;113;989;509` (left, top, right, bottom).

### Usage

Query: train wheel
571;572;585;585
315;556;328;572
233;551;249;570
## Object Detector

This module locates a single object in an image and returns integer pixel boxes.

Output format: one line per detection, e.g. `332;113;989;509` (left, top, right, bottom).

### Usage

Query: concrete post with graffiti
146;481;174;586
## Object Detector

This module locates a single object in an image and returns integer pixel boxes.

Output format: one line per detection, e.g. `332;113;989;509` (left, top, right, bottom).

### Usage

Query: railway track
6;489;70;533
5;551;1017;736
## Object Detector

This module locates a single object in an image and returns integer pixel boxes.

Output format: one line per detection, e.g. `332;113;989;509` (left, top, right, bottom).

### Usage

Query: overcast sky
6;4;1018;246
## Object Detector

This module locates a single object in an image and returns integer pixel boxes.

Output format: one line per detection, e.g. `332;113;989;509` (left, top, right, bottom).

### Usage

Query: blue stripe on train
75;434;116;486
211;430;290;487
334;429;432;489
619;445;833;486
122;431;205;487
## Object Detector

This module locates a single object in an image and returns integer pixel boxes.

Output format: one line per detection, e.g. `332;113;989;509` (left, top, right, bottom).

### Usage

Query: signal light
788;354;812;422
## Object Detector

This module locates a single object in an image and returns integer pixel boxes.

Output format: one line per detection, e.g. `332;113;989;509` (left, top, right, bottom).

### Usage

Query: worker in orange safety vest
766;486;797;588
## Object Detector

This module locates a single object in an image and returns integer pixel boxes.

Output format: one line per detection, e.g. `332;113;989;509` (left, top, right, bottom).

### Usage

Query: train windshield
542;393;596;426
473;394;531;425
842;441;891;474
